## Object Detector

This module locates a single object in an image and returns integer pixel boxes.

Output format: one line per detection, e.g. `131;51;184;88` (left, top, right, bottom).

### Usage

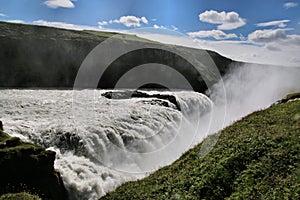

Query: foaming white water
0;89;212;199
1;64;299;199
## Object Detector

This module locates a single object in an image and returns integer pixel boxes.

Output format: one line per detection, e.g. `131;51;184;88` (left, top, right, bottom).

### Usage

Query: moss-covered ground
0;129;68;199
0;192;41;200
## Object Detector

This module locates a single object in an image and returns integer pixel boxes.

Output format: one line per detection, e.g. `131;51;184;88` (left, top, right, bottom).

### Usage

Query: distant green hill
101;98;300;200
0;21;234;92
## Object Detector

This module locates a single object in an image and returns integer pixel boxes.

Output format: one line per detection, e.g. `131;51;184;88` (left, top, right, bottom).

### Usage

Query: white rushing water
1;64;300;200
0;89;213;199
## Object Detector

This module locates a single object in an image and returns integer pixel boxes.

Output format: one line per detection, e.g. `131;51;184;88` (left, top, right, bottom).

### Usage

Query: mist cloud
209;64;300;127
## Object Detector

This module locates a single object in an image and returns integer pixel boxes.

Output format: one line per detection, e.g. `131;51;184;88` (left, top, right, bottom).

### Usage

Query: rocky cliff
0;129;68;200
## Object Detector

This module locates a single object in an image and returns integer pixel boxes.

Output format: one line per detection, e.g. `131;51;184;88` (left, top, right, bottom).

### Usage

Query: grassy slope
0;21;234;90
101;99;300;200
0;192;41;200
0;21;157;88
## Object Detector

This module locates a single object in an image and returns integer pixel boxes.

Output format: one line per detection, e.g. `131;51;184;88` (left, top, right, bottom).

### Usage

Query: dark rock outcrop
276;92;300;104
0;129;68;200
102;90;181;110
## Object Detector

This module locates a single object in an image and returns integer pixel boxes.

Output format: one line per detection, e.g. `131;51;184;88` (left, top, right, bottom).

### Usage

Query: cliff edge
0;128;68;200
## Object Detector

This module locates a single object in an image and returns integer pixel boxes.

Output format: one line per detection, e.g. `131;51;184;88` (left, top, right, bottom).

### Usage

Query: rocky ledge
102;90;181;111
0;127;68;200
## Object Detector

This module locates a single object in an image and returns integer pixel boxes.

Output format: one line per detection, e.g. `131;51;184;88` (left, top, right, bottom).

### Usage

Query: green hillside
0;21;234;92
101;99;300;200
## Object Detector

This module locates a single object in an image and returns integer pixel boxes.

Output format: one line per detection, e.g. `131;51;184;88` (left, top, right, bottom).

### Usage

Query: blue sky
0;0;300;66
0;0;299;34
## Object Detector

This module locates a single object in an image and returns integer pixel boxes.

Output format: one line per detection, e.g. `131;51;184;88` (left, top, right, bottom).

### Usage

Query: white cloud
199;10;246;30
5;20;24;24
284;2;298;9
98;21;108;26
44;0;75;9
239;33;246;41
284;34;300;46
137;31;300;66
188;30;237;40
153;24;166;29
0;13;7;17
248;29;289;43
33;19;123;33
98;21;108;28
141;17;148;24
153;24;177;31
197;39;300;66
171;25;178;31
256;20;290;28
33;20;100;31
112;16;149;27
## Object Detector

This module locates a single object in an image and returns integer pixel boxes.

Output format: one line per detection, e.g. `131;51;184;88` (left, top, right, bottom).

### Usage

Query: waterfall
0;89;212;199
